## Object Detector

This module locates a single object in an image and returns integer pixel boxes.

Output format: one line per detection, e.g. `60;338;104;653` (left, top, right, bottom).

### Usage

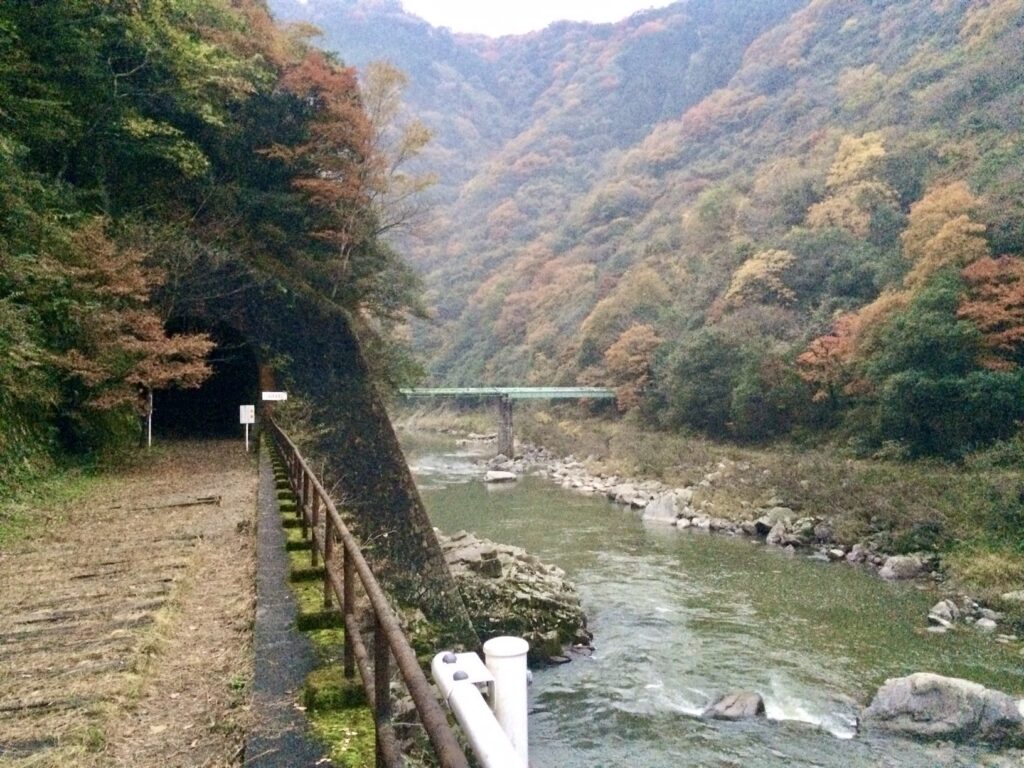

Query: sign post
261;391;288;402
240;405;255;452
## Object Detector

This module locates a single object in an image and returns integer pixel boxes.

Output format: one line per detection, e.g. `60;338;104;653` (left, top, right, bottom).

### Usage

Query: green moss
304;667;366;711
297;610;344;632
290;566;326;582
308;705;376;768
289;548;315;572
274;481;376;768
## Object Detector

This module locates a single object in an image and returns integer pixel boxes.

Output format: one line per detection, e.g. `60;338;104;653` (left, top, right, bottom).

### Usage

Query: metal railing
266;418;470;768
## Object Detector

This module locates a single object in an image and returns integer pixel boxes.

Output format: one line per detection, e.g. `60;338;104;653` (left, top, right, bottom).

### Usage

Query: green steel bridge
398;387;615;457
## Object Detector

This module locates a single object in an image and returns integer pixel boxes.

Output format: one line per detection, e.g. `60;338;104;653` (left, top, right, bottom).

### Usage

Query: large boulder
643;492;682;524
703;691;766;720
862;673;1024;744
765;521;787;545
928;599;961;628
484;470;518;483
878;554;924;580
439;531;590;664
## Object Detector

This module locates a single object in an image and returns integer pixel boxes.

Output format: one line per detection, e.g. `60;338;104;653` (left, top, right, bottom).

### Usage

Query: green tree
658;328;747;435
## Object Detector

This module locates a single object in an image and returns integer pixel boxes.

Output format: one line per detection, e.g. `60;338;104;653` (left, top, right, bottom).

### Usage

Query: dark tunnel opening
153;319;260;438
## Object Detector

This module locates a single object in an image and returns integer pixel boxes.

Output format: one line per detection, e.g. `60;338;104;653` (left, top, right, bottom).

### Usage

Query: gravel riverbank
453;433;1024;645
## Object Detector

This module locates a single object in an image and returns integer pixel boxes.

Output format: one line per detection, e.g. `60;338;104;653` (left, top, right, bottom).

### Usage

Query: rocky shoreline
427;428;1024;752
467;437;1023;644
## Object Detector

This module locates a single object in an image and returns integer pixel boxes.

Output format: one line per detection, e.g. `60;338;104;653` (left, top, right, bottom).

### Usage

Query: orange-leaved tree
56;219;214;416
959;255;1024;371
268;49;373;300
603;323;662;412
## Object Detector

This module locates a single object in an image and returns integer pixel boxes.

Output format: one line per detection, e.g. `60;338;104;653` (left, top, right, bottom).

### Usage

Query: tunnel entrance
153;320;259;438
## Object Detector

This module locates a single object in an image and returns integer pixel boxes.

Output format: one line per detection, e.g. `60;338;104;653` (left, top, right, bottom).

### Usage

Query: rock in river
643;492;682;524
862;673;1024;744
439;530;590;664
703;691;766;720
484;470;518;483
928;598;961;628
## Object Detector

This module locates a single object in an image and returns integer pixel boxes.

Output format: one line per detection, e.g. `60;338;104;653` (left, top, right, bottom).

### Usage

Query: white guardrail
431;636;531;768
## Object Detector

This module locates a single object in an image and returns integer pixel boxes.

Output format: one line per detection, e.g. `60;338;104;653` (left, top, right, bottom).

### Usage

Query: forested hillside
0;0;422;488
274;0;1024;456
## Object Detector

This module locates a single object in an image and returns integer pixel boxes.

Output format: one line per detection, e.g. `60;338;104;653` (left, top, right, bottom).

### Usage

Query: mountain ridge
270;0;1024;455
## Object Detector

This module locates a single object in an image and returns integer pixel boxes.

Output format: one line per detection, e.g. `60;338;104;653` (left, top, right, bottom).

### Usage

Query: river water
403;432;1024;767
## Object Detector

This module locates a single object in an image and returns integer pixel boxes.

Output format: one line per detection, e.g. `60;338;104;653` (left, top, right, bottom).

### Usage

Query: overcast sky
400;1;676;37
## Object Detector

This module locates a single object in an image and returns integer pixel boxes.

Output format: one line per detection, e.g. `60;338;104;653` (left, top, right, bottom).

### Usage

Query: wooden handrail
267;418;470;768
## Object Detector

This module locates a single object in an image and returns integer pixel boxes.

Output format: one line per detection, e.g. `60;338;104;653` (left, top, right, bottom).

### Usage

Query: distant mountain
269;0;1024;454
268;0;807;346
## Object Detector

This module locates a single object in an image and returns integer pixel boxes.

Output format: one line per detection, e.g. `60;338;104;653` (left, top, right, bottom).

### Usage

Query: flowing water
403;432;1024;767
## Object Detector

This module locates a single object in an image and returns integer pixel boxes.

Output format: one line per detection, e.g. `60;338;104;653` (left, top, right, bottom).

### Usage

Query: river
402;431;1024;767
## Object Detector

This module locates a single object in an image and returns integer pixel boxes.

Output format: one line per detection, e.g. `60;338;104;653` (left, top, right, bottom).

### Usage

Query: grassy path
0;441;257;767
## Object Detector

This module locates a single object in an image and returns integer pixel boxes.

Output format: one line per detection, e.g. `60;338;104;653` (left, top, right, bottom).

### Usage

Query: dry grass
0;441;257;768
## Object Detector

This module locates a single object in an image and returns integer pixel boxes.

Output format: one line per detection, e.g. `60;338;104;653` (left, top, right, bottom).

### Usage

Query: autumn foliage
604;324;661;412
55;220;214;412
959;256;1024;371
0;0;428;476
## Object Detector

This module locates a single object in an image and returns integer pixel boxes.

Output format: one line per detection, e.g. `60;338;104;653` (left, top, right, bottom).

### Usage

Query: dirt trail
0;441;257;768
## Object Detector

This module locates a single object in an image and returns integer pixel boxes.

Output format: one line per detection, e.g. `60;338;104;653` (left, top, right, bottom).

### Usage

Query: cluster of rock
927;596;1018;641
484;444;1023;639
437;529;591;664
511;448;918;564
697;673;1024;748
455;432;497;446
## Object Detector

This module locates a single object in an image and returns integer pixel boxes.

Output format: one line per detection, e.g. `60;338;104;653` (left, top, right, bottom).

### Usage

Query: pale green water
404;432;1024;767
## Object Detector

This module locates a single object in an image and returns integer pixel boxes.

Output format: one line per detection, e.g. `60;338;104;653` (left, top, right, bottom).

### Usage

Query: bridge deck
399;387;614;400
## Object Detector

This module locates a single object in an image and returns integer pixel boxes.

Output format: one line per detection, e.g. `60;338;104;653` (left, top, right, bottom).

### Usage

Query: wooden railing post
300;471;309;540
343;547;355;679
323;515;334;608
374;616;391;768
310;493;321;568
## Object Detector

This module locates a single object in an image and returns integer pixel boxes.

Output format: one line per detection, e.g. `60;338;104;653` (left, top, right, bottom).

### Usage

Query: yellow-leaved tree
722;249;797;309
603;324;662;412
805;132;898;237
901;181;990;288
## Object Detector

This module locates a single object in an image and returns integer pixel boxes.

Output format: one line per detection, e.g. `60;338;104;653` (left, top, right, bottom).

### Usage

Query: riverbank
401;420;1024;766
395;405;1024;636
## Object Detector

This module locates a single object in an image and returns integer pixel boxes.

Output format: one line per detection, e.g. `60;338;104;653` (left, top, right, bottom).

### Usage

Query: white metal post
147;389;153;449
483;636;530;765
431;649;527;768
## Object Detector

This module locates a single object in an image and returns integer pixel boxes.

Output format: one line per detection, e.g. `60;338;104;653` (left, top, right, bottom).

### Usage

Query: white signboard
240;405;256;424
261;391;288;402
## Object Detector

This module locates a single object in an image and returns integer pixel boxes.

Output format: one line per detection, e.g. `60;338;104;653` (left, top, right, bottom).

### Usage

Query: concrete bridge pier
496;395;514;459
398;387;615;459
